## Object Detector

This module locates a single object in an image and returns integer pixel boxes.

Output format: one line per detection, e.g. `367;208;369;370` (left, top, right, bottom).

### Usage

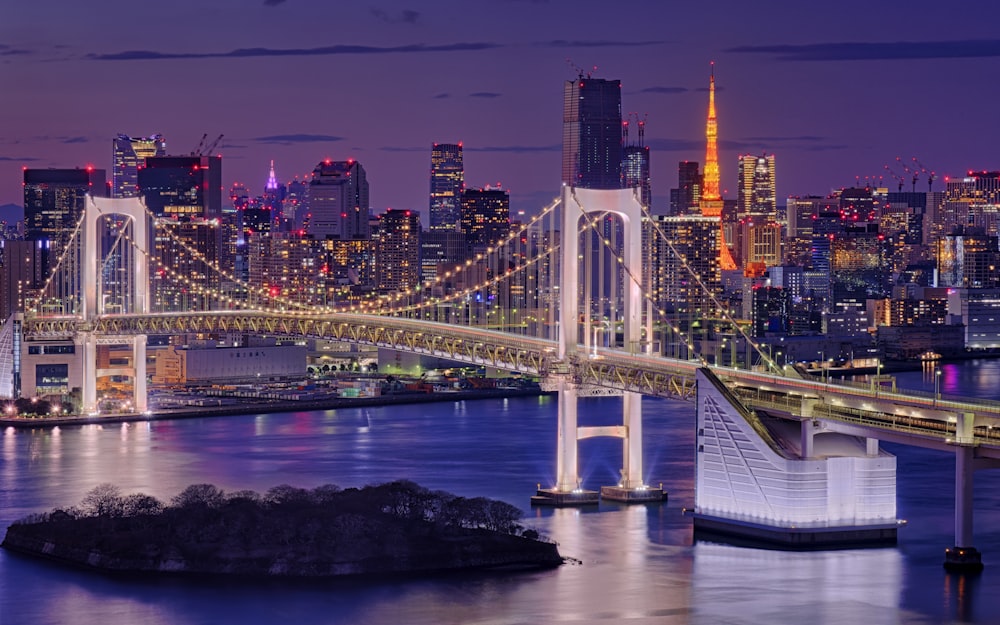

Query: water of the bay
3;360;1000;624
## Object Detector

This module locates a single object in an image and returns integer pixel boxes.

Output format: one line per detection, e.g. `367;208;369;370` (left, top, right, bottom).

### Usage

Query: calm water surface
3;361;1000;624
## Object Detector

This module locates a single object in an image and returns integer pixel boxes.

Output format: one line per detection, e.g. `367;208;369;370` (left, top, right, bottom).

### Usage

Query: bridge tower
535;186;661;505
79;195;149;413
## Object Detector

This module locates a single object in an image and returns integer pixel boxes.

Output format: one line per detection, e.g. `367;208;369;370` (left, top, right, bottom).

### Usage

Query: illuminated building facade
24;167;108;290
248;231;323;307
737;154;776;218
937;231;1000;289
307;159;369;240
429;143;465;231
138;156;222;219
943;172;1000;242
735;154;777;269
650;215;722;318
460;187;510;253
151;217;221;312
374;209;421;294
562;76;622;189
622;116;651;208
112;134;165;198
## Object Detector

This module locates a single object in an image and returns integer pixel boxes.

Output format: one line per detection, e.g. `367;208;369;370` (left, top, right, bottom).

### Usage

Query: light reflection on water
1;378;1000;623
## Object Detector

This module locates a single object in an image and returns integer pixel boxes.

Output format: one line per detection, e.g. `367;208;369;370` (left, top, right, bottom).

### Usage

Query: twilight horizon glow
3;0;1000;215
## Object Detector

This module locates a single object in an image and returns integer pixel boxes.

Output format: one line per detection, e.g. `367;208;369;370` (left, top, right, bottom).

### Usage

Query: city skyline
4;0;1000;214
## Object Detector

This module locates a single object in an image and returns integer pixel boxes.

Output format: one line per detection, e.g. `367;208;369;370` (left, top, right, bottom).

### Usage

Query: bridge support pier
532;374;599;506
79;332;97;415
945;443;983;572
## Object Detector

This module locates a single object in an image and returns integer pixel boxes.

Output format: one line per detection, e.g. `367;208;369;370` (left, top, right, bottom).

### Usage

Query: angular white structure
693;369;898;545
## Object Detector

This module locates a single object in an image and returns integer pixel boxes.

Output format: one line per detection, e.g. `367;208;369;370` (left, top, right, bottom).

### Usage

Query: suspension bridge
11;186;1000;570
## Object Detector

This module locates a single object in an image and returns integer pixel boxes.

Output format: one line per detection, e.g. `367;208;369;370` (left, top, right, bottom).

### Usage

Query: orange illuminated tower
699;63;738;271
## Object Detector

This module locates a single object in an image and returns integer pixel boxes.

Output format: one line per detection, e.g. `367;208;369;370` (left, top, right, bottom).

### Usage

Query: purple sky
3;0;1000;216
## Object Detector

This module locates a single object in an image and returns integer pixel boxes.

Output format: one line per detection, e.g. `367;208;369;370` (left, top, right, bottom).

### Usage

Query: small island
2;481;562;578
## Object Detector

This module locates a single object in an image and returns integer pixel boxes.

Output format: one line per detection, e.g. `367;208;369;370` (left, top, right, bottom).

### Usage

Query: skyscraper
699;64;738;271
24;167;107;257
307;159;370;240
671;161;702;216
622;117;651;208
138;155;222;219
374;209;421;294
112;134;166;198
737;154;776;218
460;187;510;253
429;143;464;231
562;76;622;189
737;154;778;268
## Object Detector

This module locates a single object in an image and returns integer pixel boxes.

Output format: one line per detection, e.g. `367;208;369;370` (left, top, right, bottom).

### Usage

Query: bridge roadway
24;310;1000;454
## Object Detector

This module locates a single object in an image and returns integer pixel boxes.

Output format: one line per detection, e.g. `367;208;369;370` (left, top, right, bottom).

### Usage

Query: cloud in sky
88;42;501;61
0;44;30;56
263;0;286;5
0;156;40;162
432;93;450;99
253;134;344;144
371;8;420;24
727;39;1000;61
469;92;501;98
61;136;88;144
539;39;665;48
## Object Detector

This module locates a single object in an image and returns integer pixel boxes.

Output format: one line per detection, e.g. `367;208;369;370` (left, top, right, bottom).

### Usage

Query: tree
80;483;125;517
121;493;164;517
171;483;225;509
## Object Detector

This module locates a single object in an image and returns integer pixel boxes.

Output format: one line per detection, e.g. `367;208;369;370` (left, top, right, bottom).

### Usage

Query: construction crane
896;156;920;192
912;157;936;192
203;134;224;155
883;164;905;192
190;133;208;156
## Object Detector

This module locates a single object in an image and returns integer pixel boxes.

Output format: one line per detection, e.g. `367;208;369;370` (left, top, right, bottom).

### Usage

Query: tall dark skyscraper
138;155;222;219
622;116;651;208
672;161;702;215
429;143;465;232
23;167;108;307
24;167;107;251
460;187;510;252
112;134;166;198
307;159;370;240
562;76;622;189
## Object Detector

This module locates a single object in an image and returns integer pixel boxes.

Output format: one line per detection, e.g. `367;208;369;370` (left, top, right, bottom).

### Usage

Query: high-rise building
307;159;370;240
138;155;222;219
736;154;779;270
942;172;1000;242
737;154;777;219
698;65;738;271
429;143;465;231
374;209;421;293
671;161;702;216
112;134;165;198
24;167;108;284
622;116;651;208
650;215;722;318
460;187;510;253
562;76;622;189
151;218;221;312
